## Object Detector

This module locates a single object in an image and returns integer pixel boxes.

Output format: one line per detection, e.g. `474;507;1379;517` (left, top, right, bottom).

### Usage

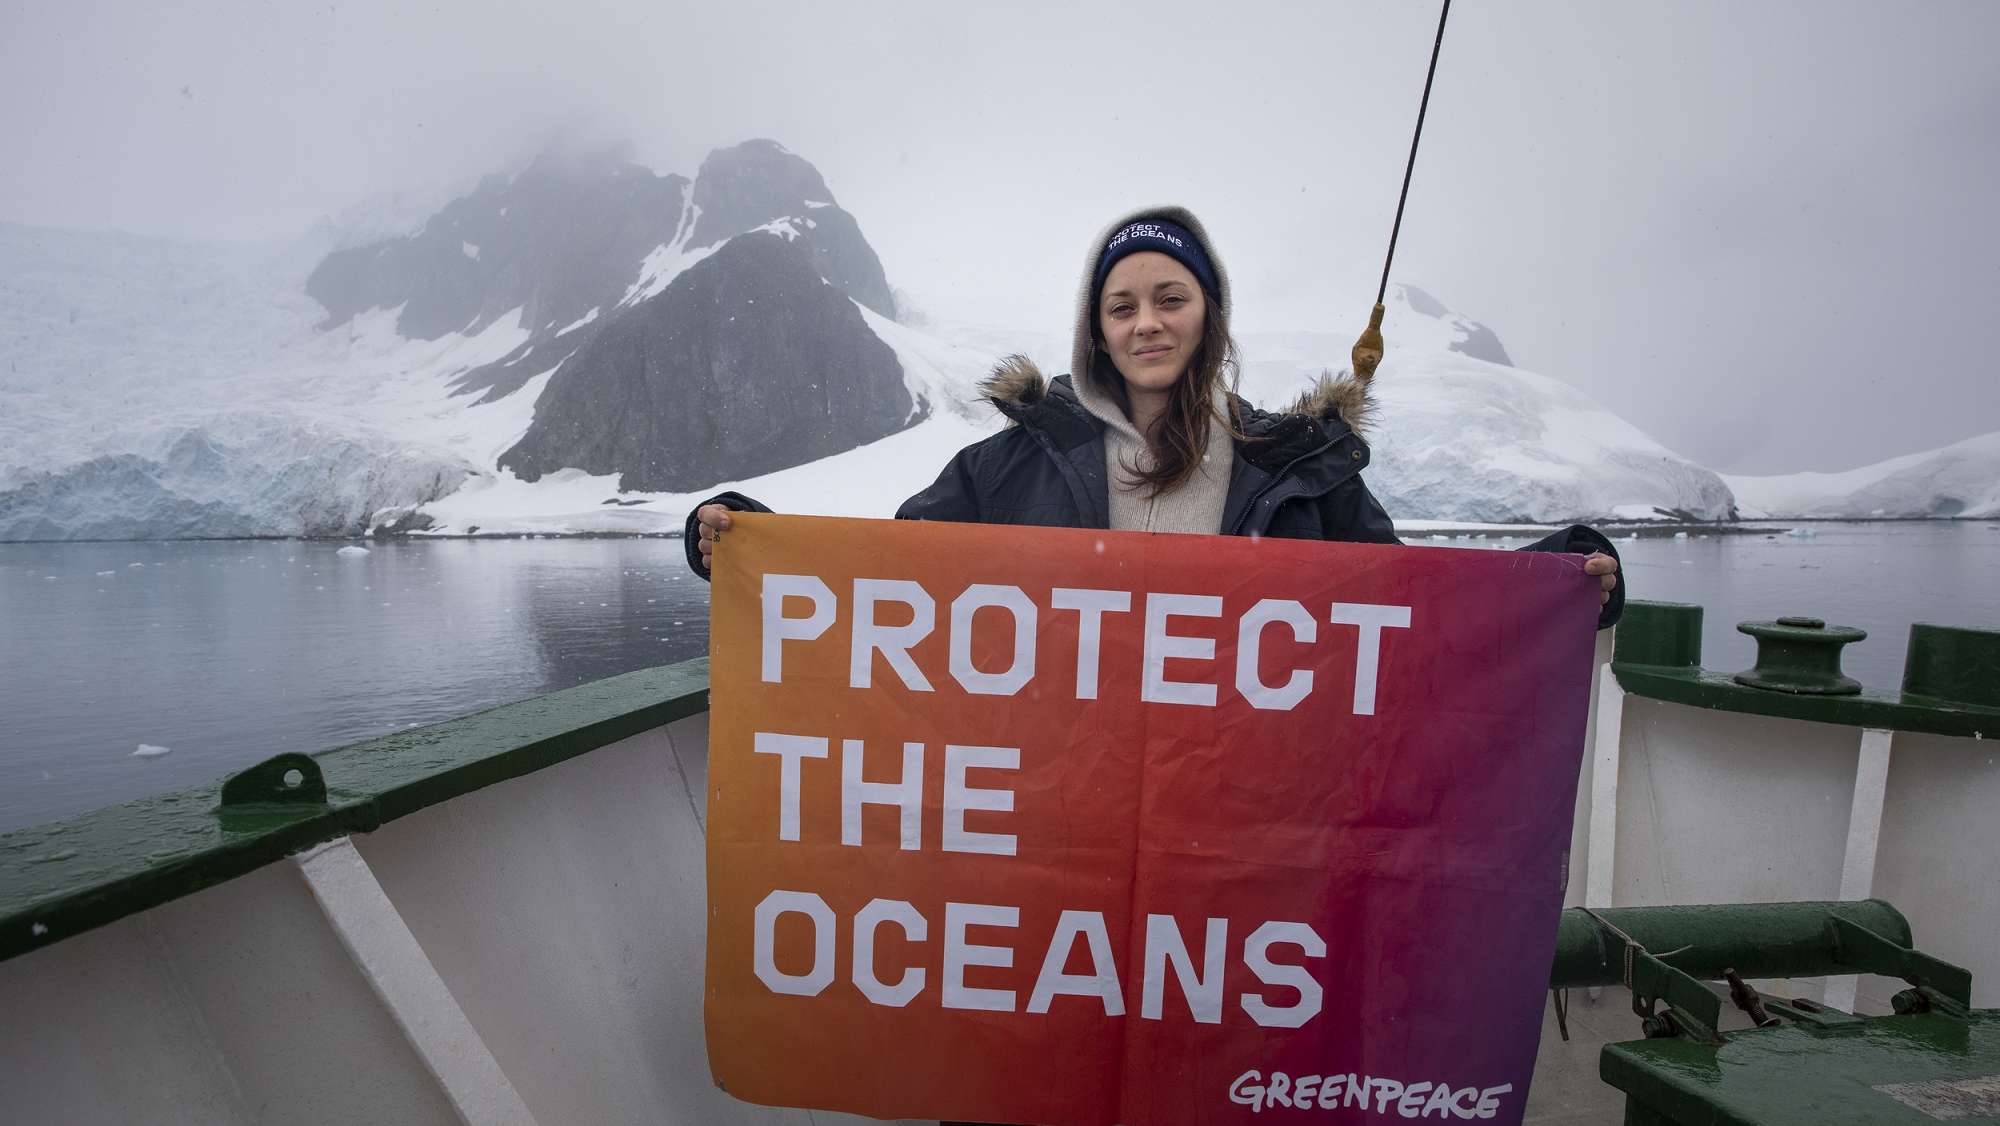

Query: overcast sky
4;0;1996;473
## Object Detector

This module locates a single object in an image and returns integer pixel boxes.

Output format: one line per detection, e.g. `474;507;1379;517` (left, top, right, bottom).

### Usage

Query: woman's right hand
693;503;734;571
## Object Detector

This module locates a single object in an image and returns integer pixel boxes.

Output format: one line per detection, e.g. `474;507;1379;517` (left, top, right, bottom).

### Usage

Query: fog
4;0;1995;473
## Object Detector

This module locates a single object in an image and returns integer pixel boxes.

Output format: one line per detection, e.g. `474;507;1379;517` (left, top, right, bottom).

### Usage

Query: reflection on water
0;538;709;832
3;522;1995;833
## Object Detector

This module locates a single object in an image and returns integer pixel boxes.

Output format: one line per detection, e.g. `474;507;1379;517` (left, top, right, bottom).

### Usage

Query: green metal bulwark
1613;601;1704;669
1611;600;2000;738
1904;622;2000;709
0;658;712;963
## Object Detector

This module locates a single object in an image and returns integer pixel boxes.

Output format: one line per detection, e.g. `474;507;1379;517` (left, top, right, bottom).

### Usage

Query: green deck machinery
1549;900;1994;1124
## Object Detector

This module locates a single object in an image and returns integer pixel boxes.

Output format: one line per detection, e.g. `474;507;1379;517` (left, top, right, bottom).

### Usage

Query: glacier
1726;430;2000;520
0;426;468;541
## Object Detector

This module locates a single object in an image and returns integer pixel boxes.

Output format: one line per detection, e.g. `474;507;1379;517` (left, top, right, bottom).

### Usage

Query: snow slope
1223;287;1738;522
1726;430;2000;519
8;215;1968;539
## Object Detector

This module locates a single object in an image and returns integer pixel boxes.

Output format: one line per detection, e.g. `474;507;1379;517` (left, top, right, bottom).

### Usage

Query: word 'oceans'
762;574;1412;714
755;892;1325;1028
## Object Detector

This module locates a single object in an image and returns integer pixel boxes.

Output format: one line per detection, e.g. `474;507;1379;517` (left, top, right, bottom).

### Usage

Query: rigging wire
1377;0;1455;306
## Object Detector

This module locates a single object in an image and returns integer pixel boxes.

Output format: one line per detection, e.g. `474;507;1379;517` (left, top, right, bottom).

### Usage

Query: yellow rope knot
1351;302;1386;382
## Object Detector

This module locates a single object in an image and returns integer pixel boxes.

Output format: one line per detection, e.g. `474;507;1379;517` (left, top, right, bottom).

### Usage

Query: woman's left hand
1584;552;1621;607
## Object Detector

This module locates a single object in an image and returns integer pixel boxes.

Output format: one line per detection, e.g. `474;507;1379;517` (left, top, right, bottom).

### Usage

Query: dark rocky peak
688;139;834;246
307;145;689;340
498;227;915;493
683;139;895;319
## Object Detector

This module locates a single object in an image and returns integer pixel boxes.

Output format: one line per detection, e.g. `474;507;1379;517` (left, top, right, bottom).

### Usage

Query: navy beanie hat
1092;218;1220;303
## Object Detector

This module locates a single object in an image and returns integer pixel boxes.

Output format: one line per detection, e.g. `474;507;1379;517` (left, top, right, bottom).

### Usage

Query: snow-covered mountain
0;141;946;540
0;144;1977;540
1726;431;2000;519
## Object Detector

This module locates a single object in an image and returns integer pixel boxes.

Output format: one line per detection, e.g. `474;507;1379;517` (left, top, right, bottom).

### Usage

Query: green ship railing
1611;601;2000;738
0;660;711;963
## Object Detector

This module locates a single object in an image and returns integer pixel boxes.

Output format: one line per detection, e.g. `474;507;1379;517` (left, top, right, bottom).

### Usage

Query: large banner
704;514;1599;1125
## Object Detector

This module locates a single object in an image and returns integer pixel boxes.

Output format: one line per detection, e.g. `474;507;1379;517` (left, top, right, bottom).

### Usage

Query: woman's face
1097;252;1206;395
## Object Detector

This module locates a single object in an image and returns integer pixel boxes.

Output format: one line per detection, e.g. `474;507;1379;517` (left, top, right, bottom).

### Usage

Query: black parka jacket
685;364;1625;629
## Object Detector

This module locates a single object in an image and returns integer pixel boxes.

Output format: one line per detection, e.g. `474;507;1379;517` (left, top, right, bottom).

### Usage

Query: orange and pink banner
704;514;1600;1125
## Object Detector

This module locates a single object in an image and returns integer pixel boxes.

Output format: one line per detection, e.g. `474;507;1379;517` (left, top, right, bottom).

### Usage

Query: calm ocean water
3;521;1995;833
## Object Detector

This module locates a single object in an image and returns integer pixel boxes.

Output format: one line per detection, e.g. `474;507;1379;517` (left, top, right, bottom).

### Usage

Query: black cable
1376;0;1454;306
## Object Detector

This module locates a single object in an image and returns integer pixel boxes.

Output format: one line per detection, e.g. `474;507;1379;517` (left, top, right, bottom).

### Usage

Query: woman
694;208;1619;1126
687;205;1622;624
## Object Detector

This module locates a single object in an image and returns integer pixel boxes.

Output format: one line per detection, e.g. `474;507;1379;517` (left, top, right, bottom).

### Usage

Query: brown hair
1091;291;1246;497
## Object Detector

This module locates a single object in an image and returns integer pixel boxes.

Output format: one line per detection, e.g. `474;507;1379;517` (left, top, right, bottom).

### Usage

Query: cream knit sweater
1072;370;1235;535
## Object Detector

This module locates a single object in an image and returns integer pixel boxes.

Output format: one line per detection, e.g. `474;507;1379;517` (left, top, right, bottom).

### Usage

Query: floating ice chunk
1786;527;1817;539
96;570;115;576
31;923;47;937
336;545;371;557
462;241;480;260
128;562;145;569
1673;531;1688;540
131;744;171;758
